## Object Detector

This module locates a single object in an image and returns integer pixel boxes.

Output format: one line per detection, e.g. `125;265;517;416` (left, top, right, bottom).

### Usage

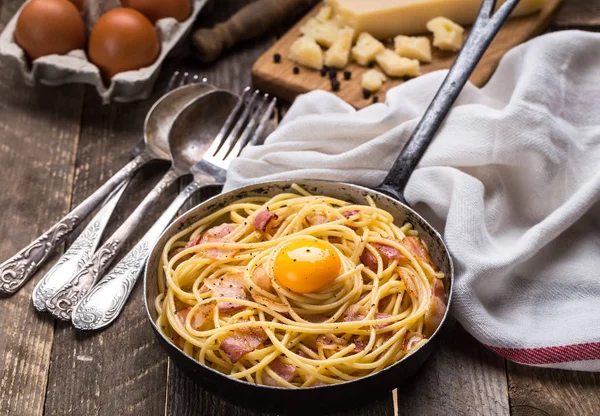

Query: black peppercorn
368;61;375;68
331;79;340;91
329;67;337;79
293;66;300;74
403;75;411;81
320;67;327;77
273;53;281;63
362;88;371;99
343;70;351;80
373;96;379;103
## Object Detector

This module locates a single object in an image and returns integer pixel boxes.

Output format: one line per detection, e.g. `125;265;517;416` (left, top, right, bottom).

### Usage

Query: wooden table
1;1;599;415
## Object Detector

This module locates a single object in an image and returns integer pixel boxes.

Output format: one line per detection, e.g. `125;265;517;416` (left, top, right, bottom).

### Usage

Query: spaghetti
155;184;446;387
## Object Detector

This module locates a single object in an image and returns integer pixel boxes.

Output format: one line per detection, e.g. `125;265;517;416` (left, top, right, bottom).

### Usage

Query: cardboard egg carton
0;0;207;103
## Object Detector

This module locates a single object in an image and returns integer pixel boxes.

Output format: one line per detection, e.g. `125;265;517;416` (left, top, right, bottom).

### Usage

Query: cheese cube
325;27;354;68
426;17;464;52
300;18;339;48
375;49;420;77
316;5;333;22
351;33;385;66
394;35;432;63
362;69;386;92
329;0;546;39
289;36;323;70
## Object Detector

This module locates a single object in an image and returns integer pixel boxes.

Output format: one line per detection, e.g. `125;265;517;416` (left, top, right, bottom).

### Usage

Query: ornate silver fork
71;88;277;330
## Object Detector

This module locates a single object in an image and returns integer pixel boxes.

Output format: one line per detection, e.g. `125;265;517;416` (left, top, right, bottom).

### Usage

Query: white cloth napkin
225;30;600;371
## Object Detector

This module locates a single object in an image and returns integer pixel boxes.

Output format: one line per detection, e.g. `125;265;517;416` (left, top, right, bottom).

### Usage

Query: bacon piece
403;331;425;352
372;242;402;261
253;210;278;233
360;249;378;272
185;234;203;248
251;266;272;292
343;305;392;329
176;302;215;330
352;339;367;352
205;223;236;240
342;210;359;218
424;278;446;337
343;304;368;322
306;213;328;226
316;334;348;352
203;274;247;312
190;223;238;259
220;326;267;363
374;312;392;329
262;357;296;386
401;236;439;271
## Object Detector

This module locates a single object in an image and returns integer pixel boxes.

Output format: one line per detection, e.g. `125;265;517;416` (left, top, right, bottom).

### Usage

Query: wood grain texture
397;320;509;416
252;0;562;108
41;73;178;416
553;0;600;29
0;2;84;416
507;362;600;416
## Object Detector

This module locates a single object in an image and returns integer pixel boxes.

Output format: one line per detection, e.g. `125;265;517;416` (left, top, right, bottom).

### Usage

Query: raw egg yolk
273;238;341;293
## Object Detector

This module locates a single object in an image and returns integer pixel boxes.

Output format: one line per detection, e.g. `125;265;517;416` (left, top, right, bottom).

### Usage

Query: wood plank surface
0;2;84;416
252;0;562;108
508;362;600;415
397;320;509;416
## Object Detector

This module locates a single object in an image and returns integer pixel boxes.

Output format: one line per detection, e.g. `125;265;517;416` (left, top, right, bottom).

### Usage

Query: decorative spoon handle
45;168;180;320
72;180;222;330
32;180;130;312
0;153;153;296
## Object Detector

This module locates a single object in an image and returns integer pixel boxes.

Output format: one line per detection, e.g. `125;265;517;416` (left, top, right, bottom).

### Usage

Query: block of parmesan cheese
362;69;386;92
375;49;420;77
326;0;547;39
300;17;340;48
325;27;355;68
289;36;323;70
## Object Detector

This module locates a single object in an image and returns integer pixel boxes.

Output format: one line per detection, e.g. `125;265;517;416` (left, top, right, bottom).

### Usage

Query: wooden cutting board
252;0;562;108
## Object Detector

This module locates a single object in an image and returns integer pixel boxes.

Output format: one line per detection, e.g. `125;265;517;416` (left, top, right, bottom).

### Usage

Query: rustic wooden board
252;0;562;108
0;2;84;416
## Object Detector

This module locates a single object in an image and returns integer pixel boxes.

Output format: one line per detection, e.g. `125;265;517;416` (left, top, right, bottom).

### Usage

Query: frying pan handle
377;0;520;202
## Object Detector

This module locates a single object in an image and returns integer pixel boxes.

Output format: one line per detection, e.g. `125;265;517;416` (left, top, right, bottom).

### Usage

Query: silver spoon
72;90;276;331
46;89;242;321
30;78;216;309
0;78;211;296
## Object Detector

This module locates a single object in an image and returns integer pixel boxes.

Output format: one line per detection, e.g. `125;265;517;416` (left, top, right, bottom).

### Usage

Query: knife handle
192;0;315;63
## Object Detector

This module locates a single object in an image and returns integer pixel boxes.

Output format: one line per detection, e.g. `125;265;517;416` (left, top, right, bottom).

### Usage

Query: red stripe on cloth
486;342;600;365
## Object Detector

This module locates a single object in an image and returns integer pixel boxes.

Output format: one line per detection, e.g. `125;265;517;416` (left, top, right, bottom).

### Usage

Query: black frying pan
144;0;520;413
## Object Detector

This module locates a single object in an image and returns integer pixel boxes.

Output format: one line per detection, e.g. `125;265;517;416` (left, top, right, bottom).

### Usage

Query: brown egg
14;0;85;61
89;8;160;80
121;0;191;23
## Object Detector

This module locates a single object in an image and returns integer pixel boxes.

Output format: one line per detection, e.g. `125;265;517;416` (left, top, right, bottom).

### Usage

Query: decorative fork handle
32;180;130;312
72;178;223;330
45;168;180;320
0;153;153;296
